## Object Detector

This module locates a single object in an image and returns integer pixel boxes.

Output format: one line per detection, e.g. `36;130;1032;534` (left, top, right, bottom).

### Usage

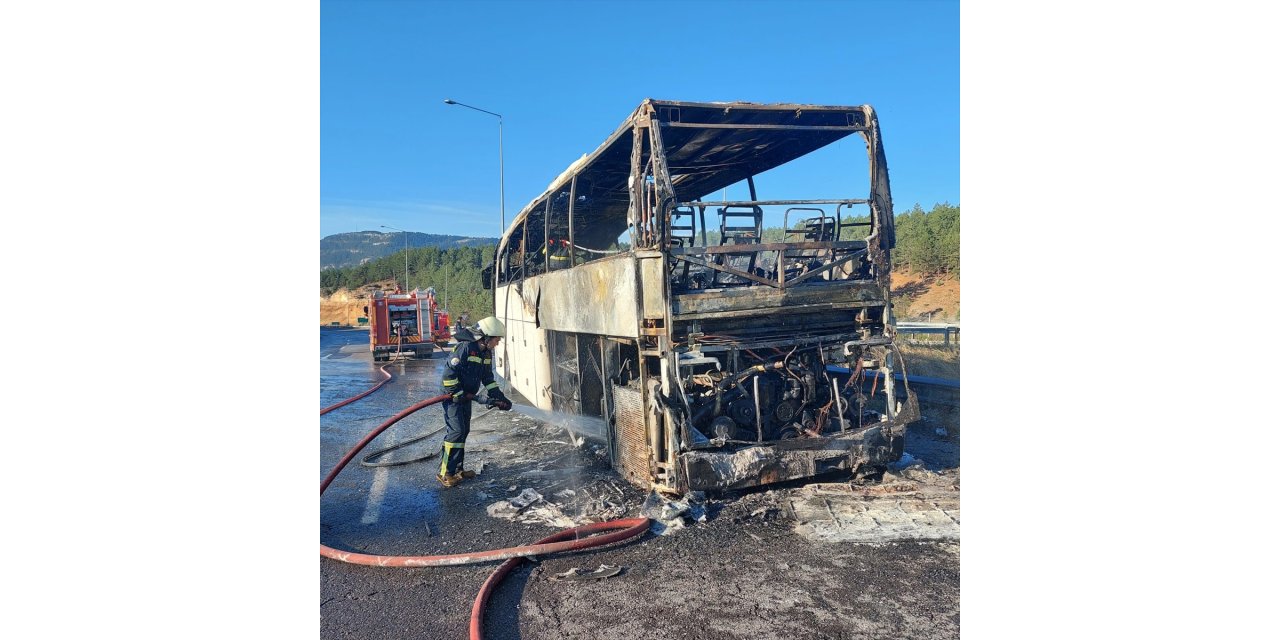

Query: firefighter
437;316;511;487
543;238;571;271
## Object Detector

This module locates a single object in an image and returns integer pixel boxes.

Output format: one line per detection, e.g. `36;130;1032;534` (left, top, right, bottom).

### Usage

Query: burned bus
482;99;919;493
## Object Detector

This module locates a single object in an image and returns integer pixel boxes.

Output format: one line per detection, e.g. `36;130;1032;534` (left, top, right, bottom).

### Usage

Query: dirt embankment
319;289;368;327
892;269;959;321
320;279;397;326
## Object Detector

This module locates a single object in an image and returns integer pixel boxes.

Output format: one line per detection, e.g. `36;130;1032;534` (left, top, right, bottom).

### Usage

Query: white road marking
360;466;389;524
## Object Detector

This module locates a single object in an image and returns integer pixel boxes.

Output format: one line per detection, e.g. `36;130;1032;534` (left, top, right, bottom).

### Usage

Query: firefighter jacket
441;328;506;402
542;238;571;270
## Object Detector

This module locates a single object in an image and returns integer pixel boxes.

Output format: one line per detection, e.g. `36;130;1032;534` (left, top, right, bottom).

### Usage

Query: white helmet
476;316;506;338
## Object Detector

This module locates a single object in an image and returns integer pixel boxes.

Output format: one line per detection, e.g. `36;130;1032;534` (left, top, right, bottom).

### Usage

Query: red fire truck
365;287;452;361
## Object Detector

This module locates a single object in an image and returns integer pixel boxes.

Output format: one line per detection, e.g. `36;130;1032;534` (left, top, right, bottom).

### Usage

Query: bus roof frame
498;99;890;257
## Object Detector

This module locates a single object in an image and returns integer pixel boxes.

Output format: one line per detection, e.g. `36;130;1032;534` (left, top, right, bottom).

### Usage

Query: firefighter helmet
476;316;506;338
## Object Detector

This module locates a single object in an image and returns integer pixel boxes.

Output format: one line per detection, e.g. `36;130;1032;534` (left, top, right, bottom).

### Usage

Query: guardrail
895;322;960;345
826;366;959;408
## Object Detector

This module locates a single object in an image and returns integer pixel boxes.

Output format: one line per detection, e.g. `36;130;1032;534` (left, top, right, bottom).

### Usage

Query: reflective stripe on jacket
441;328;502;400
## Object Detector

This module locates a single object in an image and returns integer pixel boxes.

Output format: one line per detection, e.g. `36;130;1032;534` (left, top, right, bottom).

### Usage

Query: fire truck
365;287;452;361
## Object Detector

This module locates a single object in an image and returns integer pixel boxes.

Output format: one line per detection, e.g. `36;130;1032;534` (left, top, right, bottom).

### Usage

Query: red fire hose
319;363;393;415
467;520;650;639
320;391;650;639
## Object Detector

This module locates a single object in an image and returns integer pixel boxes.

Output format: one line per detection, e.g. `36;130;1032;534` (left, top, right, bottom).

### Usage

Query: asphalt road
320;327;960;639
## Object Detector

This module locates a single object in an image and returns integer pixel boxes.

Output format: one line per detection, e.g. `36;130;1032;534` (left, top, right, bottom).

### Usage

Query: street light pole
444;99;505;235
380;224;410;292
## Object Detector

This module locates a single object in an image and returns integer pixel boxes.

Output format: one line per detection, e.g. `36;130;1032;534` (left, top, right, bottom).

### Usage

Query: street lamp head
442;98;505;236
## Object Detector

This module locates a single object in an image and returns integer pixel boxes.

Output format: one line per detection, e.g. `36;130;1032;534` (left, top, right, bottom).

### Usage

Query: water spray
506;402;606;447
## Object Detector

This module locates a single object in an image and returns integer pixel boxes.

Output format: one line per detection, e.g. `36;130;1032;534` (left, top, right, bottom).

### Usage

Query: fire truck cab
366;287;452;362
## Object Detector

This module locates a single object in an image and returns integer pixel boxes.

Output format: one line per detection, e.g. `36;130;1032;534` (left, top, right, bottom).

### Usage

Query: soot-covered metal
490;99;918;493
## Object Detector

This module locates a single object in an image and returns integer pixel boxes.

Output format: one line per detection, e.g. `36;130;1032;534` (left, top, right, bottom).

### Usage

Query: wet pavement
321;329;456;550
320;327;960;639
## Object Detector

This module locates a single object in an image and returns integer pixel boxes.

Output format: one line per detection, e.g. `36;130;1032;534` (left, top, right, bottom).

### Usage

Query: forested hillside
319;203;958;322
893;203;959;275
320;244;497;319
320;230;498;269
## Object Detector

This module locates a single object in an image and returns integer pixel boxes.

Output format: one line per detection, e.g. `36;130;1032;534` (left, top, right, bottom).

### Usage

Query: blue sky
321;0;959;239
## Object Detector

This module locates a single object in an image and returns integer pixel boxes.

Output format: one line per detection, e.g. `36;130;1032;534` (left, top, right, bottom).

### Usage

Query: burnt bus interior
487;100;918;493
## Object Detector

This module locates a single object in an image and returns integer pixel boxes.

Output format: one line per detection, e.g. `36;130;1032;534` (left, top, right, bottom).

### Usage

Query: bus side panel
494;281;554;411
638;253;666;320
535;255;640;338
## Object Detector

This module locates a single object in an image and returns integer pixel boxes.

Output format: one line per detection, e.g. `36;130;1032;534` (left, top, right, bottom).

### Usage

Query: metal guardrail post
894;322;960;346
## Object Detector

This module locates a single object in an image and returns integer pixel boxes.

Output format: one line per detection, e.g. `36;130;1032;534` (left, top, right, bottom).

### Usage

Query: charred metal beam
661;122;868;132
671;279;884;317
568;176;576;265
669;240;867;255
753;376;763;442
686;335;887;354
784;249;868;287
671;254;779;288
676;199;870;208
672;304;875;322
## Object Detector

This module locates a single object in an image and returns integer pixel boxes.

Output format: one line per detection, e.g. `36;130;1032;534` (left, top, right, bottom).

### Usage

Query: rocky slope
891;269;960;321
319;279;395;326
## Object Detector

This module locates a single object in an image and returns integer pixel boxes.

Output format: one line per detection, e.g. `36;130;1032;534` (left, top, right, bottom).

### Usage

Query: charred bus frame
483;99;918;493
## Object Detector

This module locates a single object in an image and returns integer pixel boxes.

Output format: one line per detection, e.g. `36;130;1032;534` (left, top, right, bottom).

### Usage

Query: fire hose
319;363;393;415
360;406;507;467
320;391;650;640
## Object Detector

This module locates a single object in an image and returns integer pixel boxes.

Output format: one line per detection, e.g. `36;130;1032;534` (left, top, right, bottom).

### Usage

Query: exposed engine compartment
677;340;898;449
